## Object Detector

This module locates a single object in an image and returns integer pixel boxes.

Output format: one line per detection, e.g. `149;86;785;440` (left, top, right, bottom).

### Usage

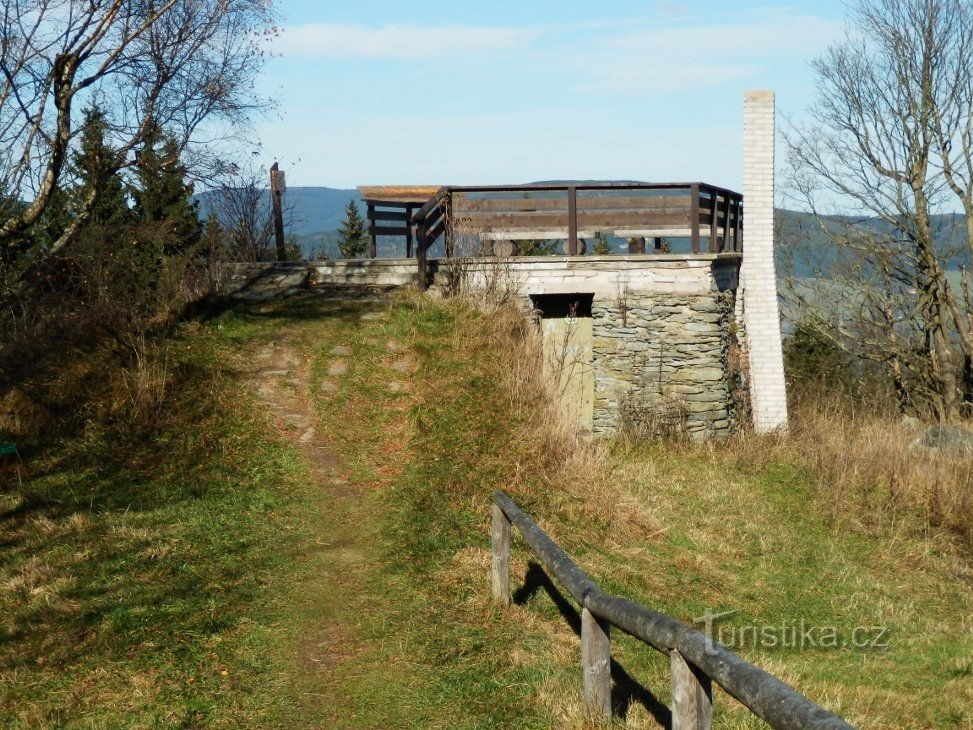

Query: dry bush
121;332;171;430
436;209;521;306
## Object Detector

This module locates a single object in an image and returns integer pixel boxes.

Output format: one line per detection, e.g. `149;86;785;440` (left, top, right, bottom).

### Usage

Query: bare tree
0;0;276;260
206;165;298;262
784;0;973;420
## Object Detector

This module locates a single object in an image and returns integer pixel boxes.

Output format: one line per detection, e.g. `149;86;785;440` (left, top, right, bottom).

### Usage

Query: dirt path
246;334;367;722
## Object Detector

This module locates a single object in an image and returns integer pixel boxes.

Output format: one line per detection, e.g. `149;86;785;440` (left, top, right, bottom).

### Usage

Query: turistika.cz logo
693;608;890;654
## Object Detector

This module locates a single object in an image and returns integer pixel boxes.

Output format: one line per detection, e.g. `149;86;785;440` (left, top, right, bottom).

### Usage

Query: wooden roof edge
357;185;443;203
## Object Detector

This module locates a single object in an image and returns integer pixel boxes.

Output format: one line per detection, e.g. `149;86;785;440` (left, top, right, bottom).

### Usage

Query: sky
250;1;850;192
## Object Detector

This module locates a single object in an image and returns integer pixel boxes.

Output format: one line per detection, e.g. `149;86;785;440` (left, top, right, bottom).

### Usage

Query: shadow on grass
513;561;672;727
185;291;379;325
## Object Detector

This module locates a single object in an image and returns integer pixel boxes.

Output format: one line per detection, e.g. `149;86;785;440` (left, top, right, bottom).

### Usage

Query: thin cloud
280;22;533;61
571;12;843;94
652;3;693;19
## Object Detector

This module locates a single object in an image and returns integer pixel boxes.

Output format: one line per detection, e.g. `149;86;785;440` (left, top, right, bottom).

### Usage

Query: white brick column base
742;91;788;432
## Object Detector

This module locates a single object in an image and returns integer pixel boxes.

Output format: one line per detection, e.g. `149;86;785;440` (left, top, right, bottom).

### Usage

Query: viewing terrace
358;182;743;288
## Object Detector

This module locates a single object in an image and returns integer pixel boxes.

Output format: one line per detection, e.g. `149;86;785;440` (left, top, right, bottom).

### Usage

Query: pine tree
131;125;201;254
73;106;130;229
337;200;367;259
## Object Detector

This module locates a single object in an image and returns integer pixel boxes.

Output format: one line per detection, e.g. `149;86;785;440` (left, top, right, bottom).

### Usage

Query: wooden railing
491;492;855;729
408;182;742;287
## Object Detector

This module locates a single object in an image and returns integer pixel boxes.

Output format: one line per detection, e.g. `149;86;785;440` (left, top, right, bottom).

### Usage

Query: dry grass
723;397;973;551
443;292;661;542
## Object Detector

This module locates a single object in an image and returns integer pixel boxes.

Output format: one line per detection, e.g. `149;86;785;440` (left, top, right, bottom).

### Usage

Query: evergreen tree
73;106;130;229
592;232;611;255
337;200;367;259
131;125;201;254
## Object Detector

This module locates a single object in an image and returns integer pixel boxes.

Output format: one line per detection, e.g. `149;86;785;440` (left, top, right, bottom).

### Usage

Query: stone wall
218;262;310;301
218;260;420;301
591;291;738;438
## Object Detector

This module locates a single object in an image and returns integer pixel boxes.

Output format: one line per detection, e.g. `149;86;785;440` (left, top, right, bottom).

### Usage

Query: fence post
670;649;712;730
491;503;511;607
581;607;612;722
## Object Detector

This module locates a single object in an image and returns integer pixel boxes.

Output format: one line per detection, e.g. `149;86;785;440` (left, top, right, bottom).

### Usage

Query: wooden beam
491;504;511;607
405;205;414;258
690;184;700;254
582;608;612;722
568;186;578;255
367;203;377;259
671;650;713;730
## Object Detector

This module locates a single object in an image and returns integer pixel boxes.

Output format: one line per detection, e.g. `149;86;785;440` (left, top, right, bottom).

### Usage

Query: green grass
0;312;314;726
2;292;971;728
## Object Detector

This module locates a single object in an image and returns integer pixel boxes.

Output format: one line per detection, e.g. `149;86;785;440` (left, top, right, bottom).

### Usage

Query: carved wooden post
670;649;712;730
491;503;510;607
582;607;612;722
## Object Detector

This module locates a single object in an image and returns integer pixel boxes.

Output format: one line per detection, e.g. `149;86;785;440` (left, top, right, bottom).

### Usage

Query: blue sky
251;1;849;191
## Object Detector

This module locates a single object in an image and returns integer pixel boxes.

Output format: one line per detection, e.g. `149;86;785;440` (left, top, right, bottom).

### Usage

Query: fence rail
491;491;855;729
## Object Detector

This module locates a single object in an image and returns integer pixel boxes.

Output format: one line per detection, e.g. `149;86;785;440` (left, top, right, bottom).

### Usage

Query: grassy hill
3;293;970;727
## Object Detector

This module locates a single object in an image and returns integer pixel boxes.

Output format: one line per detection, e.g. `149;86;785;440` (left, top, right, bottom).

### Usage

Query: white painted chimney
741;90;788;432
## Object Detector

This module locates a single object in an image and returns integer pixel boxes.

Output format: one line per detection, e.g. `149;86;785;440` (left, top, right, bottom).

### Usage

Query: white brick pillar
741;90;788;432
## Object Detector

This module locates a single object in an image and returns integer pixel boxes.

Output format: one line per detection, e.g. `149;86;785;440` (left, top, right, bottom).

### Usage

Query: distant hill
777;208;969;278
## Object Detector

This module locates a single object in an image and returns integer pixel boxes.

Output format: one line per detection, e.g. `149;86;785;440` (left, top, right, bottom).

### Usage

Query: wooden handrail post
581;607;612;722
416;219;428;290
367;202;377;259
670;649;712;730
491;503;511;607
690;183;701;254
567;186;578;255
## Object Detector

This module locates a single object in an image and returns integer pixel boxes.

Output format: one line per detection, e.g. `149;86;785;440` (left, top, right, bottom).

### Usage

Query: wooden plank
480;229;598;240
455;210;697;230
671;650;712;730
358;185;442;204
427;219;446;245
369;225;411;237
369;210;411;222
577;195;692;211
453;195;566;213
491;504;511;607
453;194;693;214
582;607;612;722
709;194;719;253
613;228;727;238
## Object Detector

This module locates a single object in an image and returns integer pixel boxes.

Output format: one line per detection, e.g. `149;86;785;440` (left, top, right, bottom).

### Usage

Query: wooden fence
491;491;855;729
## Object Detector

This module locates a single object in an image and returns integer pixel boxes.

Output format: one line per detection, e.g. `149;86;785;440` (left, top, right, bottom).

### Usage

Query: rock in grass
911;424;973;454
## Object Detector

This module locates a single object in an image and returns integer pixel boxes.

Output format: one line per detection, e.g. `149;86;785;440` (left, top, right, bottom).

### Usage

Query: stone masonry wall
591;291;737;438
